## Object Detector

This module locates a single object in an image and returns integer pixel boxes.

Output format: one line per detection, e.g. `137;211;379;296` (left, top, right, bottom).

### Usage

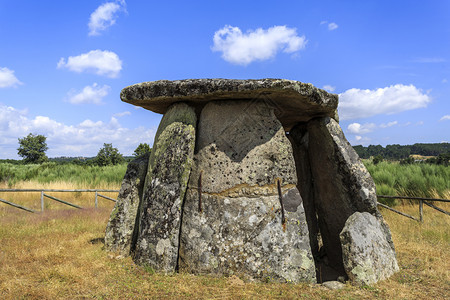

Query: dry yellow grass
0;183;449;299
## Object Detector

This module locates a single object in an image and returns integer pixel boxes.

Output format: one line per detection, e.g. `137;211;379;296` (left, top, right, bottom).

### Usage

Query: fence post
41;190;44;212
419;200;423;222
95;191;98;208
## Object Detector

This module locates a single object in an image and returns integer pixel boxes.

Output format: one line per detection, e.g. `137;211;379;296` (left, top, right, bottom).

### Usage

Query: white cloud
320;21;338;31
379;121;398;128
442;79;448;83
212;25;307;65
0;67;23;88
66;83;110;105
88;1;126;36
440;115;450;121
328;22;338;30
339;84;431;120
0;104;155;158
113;111;131;117
57;50;122;78
323;85;335;92
347;122;376;134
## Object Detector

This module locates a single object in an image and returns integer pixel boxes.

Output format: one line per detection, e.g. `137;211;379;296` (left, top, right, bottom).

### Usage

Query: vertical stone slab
133;102;196;273
105;153;149;256
288;123;320;259
340;212;399;285
307;117;384;275
178;100;316;283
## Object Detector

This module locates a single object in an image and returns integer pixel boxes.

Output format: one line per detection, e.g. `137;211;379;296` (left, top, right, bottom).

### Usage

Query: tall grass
0;162;127;188
364;160;450;204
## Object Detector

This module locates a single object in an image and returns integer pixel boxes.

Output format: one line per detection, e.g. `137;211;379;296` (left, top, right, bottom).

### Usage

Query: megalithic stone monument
105;79;399;285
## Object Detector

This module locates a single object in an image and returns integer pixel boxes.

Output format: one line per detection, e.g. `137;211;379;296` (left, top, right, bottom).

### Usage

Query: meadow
0;160;449;299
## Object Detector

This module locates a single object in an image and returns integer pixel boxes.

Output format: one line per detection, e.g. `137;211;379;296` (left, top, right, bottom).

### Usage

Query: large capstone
120;78;338;131
105;153;149;255
133;102;196;273
178;100;316;283
340;212;399;286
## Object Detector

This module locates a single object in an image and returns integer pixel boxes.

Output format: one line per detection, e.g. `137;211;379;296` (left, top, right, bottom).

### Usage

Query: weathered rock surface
105;153;149;255
322;281;345;290
107;78;399;285
307;117;379;275
288;123;320;258
121;79;338;131
133;102;196;273
340;212;399;285
178;100;316;283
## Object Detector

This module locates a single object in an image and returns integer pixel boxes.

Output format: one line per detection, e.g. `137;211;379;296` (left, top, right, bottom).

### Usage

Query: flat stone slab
121;79;338;131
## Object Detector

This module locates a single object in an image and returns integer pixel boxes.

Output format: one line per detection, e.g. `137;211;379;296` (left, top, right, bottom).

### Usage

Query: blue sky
0;0;449;158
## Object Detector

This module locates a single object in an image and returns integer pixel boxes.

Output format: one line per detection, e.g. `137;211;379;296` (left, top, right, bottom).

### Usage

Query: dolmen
105;79;399;285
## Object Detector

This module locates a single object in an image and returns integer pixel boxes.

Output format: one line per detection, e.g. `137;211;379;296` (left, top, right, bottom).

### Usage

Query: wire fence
377;195;450;222
0;189;119;213
1;189;449;223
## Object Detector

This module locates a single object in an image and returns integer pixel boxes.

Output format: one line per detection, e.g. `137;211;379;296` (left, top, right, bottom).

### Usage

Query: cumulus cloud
113;111;131;117
320;21;338;31
379;121;398;128
328;22;338;30
440;115;450;121
57;50;122;78
0;104;155;158
88;0;126;36
347;123;376;134
323;85;335;92
339;84;431;120
0;67;23;88
66;83;110;105
212;25;307;65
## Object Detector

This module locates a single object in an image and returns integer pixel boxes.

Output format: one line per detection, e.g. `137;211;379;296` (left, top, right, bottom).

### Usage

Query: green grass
364;160;449;205
0;162;127;188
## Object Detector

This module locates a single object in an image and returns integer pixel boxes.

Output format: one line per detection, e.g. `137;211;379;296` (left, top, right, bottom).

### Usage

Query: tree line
10;133;151;166
353;143;450;165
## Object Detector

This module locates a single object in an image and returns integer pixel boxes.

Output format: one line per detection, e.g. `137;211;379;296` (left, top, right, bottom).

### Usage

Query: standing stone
178;100;316;283
288;123;320;259
307;117;380;275
105;153;149;255
340;212;399;285
133;102;196;273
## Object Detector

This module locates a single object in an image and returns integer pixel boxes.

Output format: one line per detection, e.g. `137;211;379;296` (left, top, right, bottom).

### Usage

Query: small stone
322;281;345;290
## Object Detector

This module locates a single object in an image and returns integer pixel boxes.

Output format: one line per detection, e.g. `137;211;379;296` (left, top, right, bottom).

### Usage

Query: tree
133;143;151;157
17;133;48;164
94;143;124;166
372;154;383;165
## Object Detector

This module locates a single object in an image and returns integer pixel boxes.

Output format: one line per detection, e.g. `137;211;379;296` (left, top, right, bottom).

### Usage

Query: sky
0;0;449;159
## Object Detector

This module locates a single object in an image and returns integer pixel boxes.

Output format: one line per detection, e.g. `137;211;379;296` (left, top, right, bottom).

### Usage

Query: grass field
1;186;449;299
0;160;449;298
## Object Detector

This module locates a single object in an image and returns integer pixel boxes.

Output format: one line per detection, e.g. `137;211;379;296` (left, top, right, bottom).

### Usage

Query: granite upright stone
105;153;149;255
133;102;197;273
178;100;316;283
